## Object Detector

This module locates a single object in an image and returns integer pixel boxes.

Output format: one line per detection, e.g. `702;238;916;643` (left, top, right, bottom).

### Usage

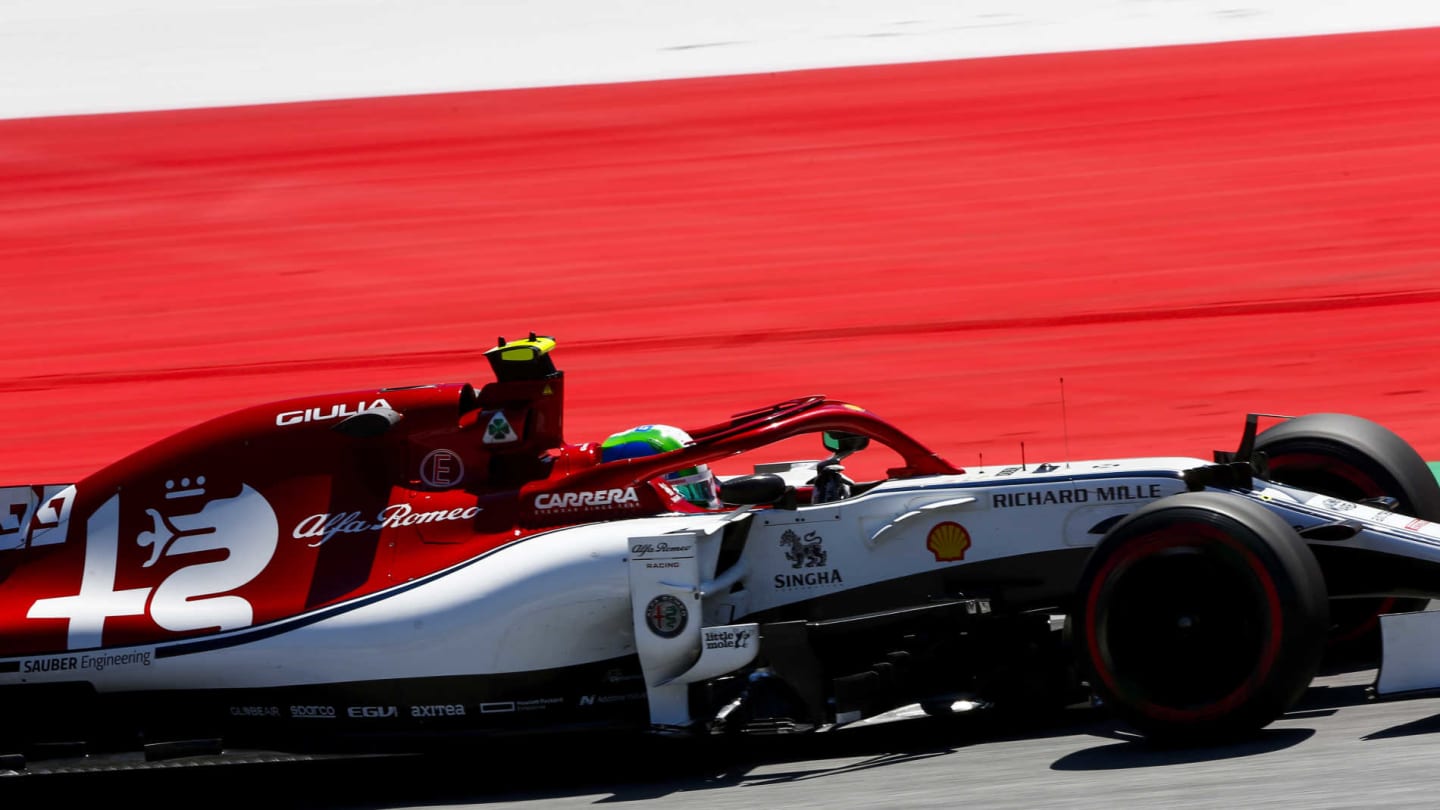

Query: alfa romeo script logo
644;595;688;638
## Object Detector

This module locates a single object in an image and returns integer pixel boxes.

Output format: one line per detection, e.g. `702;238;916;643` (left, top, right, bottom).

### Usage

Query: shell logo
926;521;972;562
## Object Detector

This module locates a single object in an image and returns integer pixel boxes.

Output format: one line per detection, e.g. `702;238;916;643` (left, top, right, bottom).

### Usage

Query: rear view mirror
719;473;793;507
822;431;869;455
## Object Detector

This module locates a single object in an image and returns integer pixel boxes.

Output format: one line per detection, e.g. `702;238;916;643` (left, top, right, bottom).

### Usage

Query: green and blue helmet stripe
601;424;718;507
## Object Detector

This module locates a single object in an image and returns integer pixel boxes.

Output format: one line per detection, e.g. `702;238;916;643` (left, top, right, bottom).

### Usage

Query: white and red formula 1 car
5;334;1440;766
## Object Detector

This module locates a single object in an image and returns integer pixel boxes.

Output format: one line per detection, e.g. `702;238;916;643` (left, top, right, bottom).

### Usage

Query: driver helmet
600;424;720;509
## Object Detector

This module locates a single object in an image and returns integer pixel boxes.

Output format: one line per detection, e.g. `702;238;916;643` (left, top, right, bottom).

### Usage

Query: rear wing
469;332;564;453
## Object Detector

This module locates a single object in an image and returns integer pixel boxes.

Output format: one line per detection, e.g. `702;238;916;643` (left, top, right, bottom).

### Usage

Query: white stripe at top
3;0;1440;120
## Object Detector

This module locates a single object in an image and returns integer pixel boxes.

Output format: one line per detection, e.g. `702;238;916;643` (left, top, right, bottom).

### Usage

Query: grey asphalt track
10;665;1440;808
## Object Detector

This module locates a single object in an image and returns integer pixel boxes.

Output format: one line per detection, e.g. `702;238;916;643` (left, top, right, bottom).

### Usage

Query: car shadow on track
1046;669;1384;773
3;678;1374;809
1046;670;1391;773
1050;727;1316;772
1;708;1107;807
1362;711;1440;741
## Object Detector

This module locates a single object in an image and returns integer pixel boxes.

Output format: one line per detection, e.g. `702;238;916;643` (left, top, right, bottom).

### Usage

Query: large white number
29;486;75;546
27;495;149;649
27;485;280;649
149;485;279;633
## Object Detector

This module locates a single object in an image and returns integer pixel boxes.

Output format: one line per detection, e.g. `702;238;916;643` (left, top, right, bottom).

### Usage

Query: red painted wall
4;28;1439;483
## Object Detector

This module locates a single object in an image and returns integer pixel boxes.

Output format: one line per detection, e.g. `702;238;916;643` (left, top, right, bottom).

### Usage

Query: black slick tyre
1255;413;1440;654
1077;491;1328;744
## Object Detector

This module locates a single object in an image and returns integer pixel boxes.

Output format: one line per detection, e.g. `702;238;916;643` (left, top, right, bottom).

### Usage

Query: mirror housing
719;473;794;507
822;431;870;455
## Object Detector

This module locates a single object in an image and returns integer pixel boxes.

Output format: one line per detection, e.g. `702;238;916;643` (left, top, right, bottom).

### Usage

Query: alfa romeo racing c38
5;334;1440;766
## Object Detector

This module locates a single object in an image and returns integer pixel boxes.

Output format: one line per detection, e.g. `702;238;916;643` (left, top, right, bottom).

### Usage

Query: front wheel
1076;492;1328;744
1255;413;1440;657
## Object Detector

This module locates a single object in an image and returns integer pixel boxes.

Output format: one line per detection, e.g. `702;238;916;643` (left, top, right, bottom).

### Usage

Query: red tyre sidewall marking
1084;522;1286;723
1266;453;1386;501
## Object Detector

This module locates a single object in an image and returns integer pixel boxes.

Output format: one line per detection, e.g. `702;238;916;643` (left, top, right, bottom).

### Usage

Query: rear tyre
1076;492;1328;744
1255;413;1440;656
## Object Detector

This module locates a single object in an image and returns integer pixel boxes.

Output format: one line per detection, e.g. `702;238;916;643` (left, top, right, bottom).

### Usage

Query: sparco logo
347;705;397;719
293;503;482;547
290;705;336;719
535;488;640;511
276;398;392;427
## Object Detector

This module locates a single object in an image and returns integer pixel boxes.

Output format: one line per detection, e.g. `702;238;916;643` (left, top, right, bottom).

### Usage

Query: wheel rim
1087;524;1283;721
